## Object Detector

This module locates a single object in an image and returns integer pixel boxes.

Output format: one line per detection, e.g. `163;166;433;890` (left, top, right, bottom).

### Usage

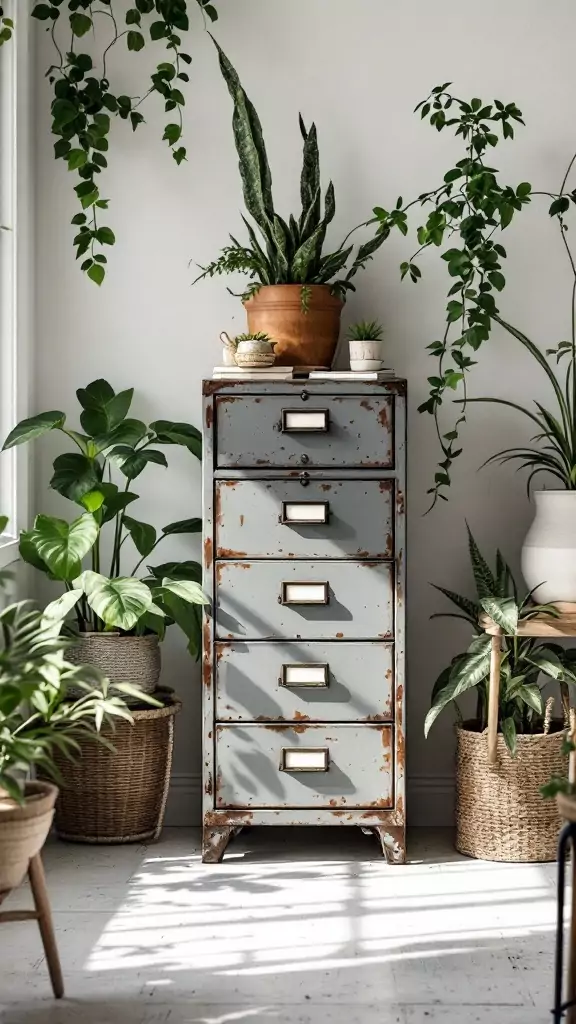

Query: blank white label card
284;502;328;523
283;410;328;431
283;664;328;687
282;748;329;771
282;582;328;604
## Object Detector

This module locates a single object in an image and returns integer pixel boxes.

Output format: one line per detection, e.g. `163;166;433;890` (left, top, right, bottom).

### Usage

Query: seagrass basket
66;633;161;697
52;692;180;844
456;721;567;862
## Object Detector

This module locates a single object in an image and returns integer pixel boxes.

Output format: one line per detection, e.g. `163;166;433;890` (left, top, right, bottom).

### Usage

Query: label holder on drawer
280;663;329;688
280;501;329;525
281;409;329;433
280;581;329;605
280;747;329;772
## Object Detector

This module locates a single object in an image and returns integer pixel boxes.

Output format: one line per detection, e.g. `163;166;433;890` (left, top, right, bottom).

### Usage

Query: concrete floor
0;827;562;1023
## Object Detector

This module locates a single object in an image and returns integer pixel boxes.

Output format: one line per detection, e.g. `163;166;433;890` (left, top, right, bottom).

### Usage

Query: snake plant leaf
317;244;354;284
292;182;336;283
466;523;497;598
33;512;98;580
75;570;152;630
123;516;157;557
212;39;275;238
2;410;66;450
299;185;322;245
240;215;274;282
50;452;102;503
430;584;480;623
271;215;290;279
479;596;518;634
299;121;321;234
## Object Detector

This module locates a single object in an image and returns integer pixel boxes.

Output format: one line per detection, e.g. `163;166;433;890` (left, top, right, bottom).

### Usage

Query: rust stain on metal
331;810;347;817
222;480;238;487
239;515;245;527
216;644;229;663
218;547;247;559
215;487;222;528
208;731;212;739
204;776;213;797
335;632;344;639
379;480;392;493
205;403;213;429
378;404;390;429
256;459;271;465
385;668;392;680
396;488;405;515
204;810;253;825
360;399;374;411
365;713;388;722
356;549;369;558
320;484;332;492
262;722;308;734
294;710;310;721
384;534;393;558
254;398;261;403
202;620;211;690
204;536;213;570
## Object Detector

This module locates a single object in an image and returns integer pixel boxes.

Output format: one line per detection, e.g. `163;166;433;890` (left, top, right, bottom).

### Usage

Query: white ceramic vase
349;339;383;372
521;490;576;603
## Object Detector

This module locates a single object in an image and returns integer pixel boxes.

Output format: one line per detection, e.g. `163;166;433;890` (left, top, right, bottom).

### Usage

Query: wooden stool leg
487;634;502;766
28;854;64;999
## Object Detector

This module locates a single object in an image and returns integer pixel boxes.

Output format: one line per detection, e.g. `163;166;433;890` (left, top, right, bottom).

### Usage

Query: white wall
33;0;576;824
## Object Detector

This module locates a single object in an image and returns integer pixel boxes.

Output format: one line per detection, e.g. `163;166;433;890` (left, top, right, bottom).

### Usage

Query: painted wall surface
33;0;576;823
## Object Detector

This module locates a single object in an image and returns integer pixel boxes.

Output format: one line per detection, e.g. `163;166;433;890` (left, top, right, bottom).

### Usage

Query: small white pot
521;490;576;603
349;339;382;370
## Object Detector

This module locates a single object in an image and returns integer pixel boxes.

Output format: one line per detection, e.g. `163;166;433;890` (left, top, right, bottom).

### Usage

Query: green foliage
0;598;157;802
426;526;576;756
346;320;384;341
0;5;13;45
31;0;219;283
2;379;208;656
234;332;272;343
193;42;402;302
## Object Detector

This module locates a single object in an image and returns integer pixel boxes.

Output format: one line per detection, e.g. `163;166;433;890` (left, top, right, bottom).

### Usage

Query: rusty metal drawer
215;393;393;468
214;559;394;640
215;723;393;809
215;641;394;722
215;478;393;559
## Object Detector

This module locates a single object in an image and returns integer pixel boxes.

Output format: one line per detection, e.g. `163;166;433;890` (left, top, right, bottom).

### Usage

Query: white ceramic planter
349;339;383;371
522;490;576;603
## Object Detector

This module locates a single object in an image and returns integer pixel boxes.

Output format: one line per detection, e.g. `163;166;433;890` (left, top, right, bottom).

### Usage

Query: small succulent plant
234;332;273;343
346;320;384;341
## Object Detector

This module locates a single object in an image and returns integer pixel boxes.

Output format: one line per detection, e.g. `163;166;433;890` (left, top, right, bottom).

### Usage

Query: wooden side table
0;853;64;999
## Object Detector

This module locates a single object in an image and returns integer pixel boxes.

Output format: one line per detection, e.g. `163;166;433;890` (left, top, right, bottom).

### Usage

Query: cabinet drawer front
216;478;393;559
215;641;394;722
215;560;394;640
215;394;393;468
215;724;393;808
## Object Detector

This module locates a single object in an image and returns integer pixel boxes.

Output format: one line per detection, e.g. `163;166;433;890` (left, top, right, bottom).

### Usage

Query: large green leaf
292;182;336;283
123;516;157;557
515;683;544;715
159;590;203;657
95;419;147;453
18;531;51;575
146;560;202;583
299;118;321;235
480;596;518;634
501;716;517;757
424;635;492;736
0;515;8;535
160;578;209;605
79;386;134;437
162;518;202;536
2;410;65;450
97;483;139;524
42;589;83;623
50;452;102;503
32;513;98;580
76;379;114;410
525;647;567;680
76;571;152;630
108;446;167;479
149;420;202;459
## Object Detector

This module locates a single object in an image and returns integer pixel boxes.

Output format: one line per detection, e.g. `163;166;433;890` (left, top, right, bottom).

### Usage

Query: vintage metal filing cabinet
201;379;406;863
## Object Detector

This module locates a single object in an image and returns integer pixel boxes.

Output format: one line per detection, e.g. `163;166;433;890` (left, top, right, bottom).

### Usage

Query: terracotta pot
244;285;343;367
0;781;58;893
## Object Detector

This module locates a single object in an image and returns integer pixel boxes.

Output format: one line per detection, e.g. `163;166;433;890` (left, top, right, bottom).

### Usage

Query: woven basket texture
52;695;180;844
67;633;161;696
456;723;567;862
0;782;58;892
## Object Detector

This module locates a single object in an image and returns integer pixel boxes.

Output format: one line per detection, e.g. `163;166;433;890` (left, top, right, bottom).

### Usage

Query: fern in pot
194;42;402;369
427;526;576;862
2;380;208;842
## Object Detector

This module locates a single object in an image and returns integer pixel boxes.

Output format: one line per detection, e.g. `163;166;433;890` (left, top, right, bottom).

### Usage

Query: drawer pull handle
280;501;329;525
281;409;329;433
280;663;329;688
280;747;329;772
281;581;329;605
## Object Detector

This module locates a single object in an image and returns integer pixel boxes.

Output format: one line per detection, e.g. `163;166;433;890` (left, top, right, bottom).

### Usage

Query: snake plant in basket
426;525;576;861
194;42;403;368
2;378;208;696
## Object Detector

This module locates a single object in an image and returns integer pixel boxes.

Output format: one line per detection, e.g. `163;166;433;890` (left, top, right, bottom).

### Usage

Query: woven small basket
456;722;567;862
0;782;58;893
67;633;161;697
51;692;180;844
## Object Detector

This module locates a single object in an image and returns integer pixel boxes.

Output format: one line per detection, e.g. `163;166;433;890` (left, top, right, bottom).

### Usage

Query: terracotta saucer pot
0;781;58;894
244;284;343;367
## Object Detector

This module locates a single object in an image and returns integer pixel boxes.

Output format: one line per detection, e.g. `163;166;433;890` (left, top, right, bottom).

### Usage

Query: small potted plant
230;332;277;368
346;320;384;370
0;594;143;892
2;379;208;842
426;525;575;862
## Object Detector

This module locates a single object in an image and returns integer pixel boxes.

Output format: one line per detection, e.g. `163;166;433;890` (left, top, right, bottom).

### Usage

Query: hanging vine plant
31;0;218;284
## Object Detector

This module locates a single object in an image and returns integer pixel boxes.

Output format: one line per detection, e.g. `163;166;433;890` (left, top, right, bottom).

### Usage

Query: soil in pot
244;284;343;367
456;720;566;862
0;781;58;893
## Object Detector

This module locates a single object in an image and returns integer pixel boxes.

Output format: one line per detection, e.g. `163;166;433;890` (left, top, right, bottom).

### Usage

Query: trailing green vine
32;0;218;284
0;5;13;45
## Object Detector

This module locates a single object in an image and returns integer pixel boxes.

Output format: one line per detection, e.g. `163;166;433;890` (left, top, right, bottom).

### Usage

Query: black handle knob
300;454;310;465
300;390;309;401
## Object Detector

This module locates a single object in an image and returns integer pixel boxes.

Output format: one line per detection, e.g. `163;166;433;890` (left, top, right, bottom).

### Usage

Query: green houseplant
346;320;384;371
0;593;144;889
2;379;207;842
194;42;399;368
426;526;574;862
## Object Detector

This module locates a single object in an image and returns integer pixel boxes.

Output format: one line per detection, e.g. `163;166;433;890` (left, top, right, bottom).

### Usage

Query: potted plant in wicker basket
0;593;143;893
2;379;208;843
426;525;576;862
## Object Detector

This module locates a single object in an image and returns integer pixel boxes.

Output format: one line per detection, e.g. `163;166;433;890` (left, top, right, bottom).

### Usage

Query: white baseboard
165;772;455;828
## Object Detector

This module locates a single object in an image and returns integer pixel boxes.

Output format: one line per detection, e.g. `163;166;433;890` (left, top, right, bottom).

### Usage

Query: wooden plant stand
0;853;64;998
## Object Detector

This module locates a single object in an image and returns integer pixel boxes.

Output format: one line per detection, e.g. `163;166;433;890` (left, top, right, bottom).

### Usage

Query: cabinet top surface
203;378;407;397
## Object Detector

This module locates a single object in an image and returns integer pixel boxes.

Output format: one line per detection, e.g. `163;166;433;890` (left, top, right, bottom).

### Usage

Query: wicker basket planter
67;633;161;696
456;722;567;862
557;792;576;823
0;782;58;893
51;692;181;844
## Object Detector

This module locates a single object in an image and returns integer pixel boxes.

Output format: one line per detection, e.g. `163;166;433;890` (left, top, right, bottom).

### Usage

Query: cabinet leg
28;854;64;999
372;826;406;864
202;826;239;864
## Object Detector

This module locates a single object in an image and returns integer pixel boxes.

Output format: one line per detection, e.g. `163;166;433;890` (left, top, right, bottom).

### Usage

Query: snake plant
193;41;401;306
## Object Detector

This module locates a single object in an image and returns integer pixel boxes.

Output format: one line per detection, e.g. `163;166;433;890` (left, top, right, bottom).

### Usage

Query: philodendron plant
2;379;207;656
425;526;576;756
